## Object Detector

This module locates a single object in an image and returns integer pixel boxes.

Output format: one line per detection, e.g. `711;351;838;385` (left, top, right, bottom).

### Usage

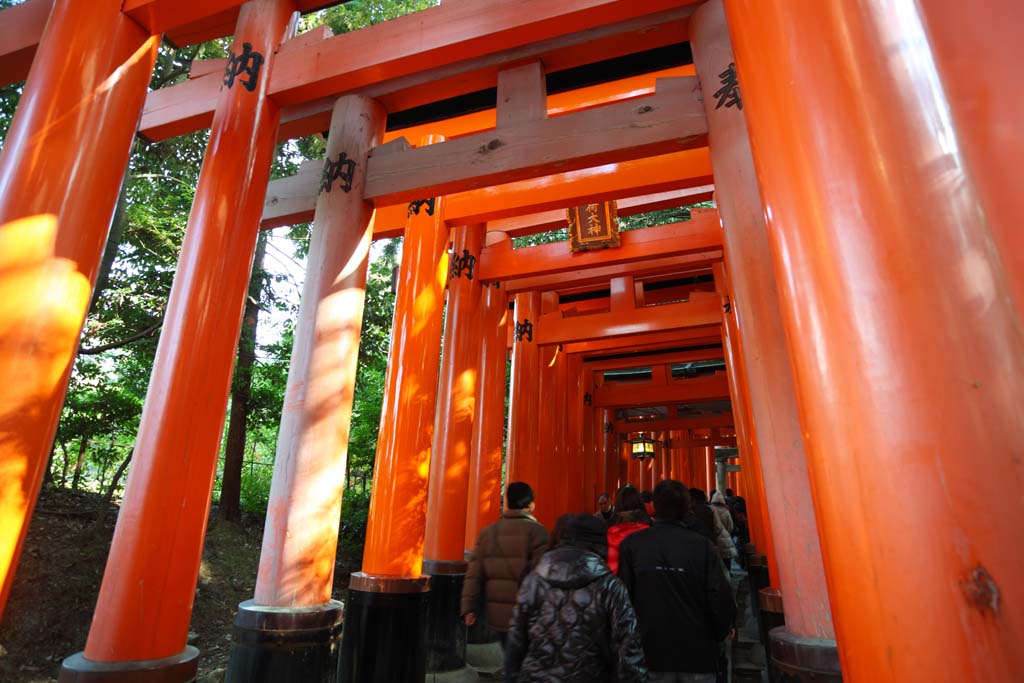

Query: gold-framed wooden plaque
567;200;620;252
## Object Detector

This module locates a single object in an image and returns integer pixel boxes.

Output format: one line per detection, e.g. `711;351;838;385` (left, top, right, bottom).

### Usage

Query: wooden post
725;0;1024;678
64;3;296;678
506;292;541;485
0;0;157;621
227;95;384;680
340;131;450;682
424;219;485;676
465;268;508;551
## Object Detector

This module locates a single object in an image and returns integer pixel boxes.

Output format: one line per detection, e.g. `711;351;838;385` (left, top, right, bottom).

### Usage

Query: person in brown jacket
461;482;549;647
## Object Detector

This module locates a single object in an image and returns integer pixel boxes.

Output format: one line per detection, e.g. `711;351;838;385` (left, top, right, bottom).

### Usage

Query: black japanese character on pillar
407;198;436;217
584;392;592;406
723;296;732;314
604;422;614;434
319;152;357;195
514;319;534;342
713;62;742;110
223;43;265;92
450;249;477;280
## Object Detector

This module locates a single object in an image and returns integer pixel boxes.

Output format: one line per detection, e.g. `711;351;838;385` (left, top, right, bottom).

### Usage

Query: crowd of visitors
462;479;747;682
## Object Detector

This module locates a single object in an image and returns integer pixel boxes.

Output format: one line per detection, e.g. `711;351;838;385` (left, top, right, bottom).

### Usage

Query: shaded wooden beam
479;212;721;282
140;3;696;142
564;327;721;355
535;292;721;346
263;147;714;232
486;185;714;237
0;0;49;87
594;373;731;408
584;348;724;372
364;77;706;204
123;0;248;35
613;413;735;433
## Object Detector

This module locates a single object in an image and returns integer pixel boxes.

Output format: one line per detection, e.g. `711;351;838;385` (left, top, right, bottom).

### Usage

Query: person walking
595;492;615;523
506;514;648;682
462;482;550;648
606;485;651;573
618;480;736;683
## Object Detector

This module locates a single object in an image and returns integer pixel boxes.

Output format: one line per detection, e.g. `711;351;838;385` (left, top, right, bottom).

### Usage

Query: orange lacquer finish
0;0;156;618
726;0;1024;678
425;223;486;563
254;94;385;606
362;135;449;579
694;0;833;639
84;0;297;661
464;272;508;550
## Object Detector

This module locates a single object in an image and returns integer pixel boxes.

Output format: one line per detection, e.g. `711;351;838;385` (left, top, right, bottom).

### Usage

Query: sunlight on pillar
0;214;90;603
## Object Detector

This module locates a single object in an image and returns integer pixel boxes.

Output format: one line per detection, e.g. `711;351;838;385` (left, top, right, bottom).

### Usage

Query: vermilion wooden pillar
340;147;450;683
916;0;1023;317
626;436;642;488
565;354;585;515
465;250;508;551
533;292;560;527
725;1;1024;679
423;221;485;677
506;291;541;486
0;0;157;622
719;305;777;580
227;95;385;681
583;389;599;506
694;9;837;673
601;409;618;493
63;4;296;680
705;448;715;494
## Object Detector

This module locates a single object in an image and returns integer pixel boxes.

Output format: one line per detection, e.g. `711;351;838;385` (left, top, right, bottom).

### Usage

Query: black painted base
424;567;468;673
338;575;429;683
768;627;842;683
746;554;770;623
59;647;198;682
224;599;343;683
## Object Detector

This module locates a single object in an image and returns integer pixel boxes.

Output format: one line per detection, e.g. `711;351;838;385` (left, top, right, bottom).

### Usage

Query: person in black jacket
506;514;648;682
618;480;736;683
687;487;718;543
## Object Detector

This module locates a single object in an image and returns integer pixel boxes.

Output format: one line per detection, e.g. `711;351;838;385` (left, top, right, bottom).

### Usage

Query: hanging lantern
629;434;657;460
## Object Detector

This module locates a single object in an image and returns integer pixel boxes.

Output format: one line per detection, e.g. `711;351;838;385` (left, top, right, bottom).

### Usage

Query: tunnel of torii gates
0;0;1021;681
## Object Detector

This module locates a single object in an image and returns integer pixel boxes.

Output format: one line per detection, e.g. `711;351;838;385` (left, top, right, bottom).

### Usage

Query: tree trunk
71;437;89;490
92;447;133;536
59;440;70;488
219;233;267;522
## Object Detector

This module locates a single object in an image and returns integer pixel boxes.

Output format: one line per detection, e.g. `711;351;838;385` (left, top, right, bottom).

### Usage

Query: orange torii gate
0;1;1022;682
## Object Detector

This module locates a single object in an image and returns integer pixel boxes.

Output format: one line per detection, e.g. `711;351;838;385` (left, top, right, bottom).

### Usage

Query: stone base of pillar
224;599;343;683
768;627;842;683
746;554;770;623
423;560;469;674
757;588;786;679
338;573;430;683
465;641;504;674
59;647;199;682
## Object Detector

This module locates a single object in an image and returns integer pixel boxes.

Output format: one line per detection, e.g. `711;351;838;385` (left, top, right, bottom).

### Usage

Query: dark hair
597;492;610;502
689;487;708;504
506;482;535;510
725;488;735;497
615;485;644;512
550;513;571;548
558;513;608;559
655;480;692;520
640;491;653;503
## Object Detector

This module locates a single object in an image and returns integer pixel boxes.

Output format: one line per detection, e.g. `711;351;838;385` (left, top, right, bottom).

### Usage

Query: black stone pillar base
338;573;430;683
757;588;786;678
746;553;770;623
768;627;842;683
423;560;468;675
224;599;343;683
59;647;199;682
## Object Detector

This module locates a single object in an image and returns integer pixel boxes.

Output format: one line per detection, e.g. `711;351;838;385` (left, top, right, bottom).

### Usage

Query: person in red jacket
605;485;651;573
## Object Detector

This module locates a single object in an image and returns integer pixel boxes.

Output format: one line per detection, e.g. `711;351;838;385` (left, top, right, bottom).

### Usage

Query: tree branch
79;322;162;355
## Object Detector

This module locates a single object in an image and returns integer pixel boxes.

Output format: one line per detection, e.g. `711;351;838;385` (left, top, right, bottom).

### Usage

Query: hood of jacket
711;492;728;506
535;546;610;589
